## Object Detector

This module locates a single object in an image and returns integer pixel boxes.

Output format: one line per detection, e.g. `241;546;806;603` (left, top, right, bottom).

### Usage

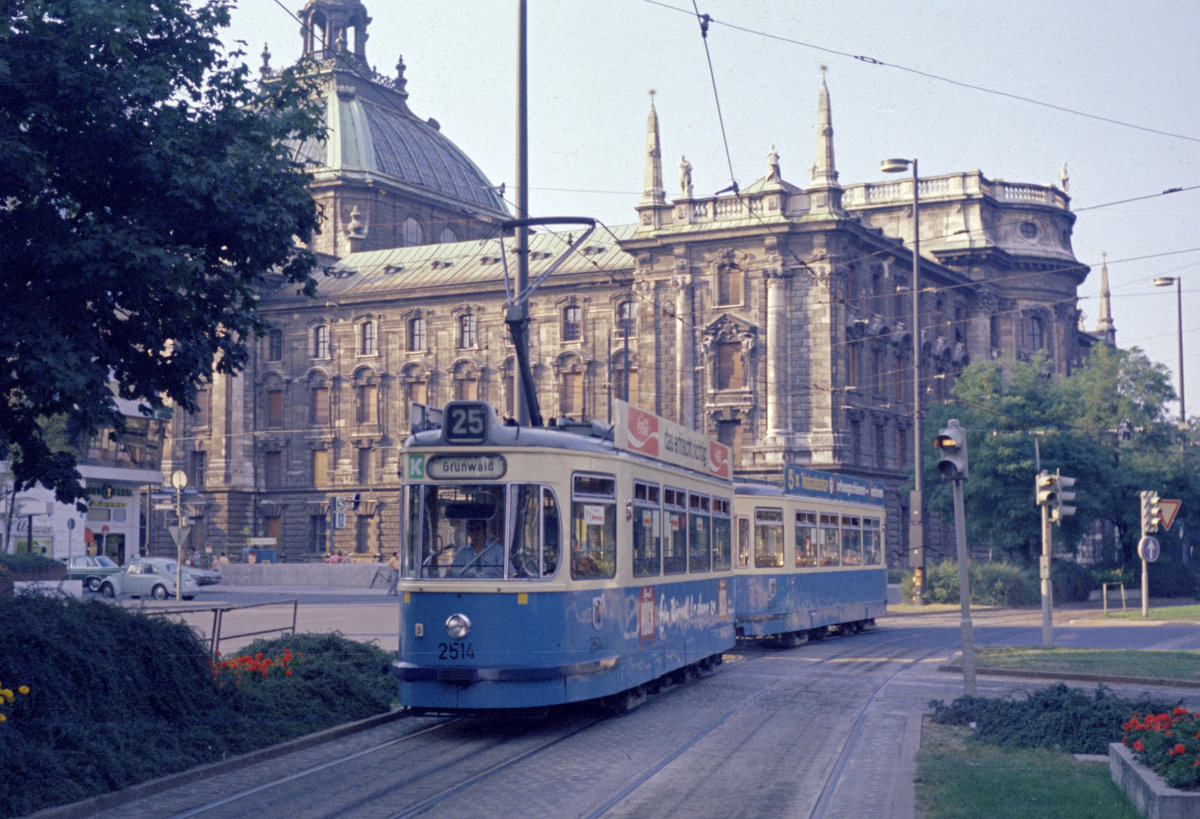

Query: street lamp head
1153;276;1177;287
881;158;913;173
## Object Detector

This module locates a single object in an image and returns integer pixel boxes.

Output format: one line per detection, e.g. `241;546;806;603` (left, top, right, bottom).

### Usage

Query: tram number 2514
438;641;475;660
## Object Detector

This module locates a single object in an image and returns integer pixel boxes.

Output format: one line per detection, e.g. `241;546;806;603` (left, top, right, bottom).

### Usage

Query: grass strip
971;647;1200;682
916;721;1137;819
1106;604;1200;622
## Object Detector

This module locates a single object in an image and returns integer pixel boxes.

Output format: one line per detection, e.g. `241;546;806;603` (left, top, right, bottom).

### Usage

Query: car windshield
94;556;117;568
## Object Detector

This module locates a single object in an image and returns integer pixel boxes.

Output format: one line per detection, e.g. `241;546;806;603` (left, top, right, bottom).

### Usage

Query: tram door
736;516;751;568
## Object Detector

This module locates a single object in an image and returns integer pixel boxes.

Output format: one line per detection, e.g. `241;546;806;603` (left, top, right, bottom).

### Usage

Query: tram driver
450;519;503;578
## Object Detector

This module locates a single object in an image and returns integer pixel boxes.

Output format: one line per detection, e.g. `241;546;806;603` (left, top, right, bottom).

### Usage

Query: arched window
403;217;423;246
400;365;428;422
1025;315;1045;352
562;305;581;341
612;352;637;402
616;301;636;338
458;314;478;349
310;381;330;426
408;316;426;352
311;325;330;359
452;361;480;401
360;320;377;356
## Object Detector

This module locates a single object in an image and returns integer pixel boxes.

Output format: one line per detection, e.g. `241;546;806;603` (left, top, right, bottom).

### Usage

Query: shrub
0;552;63;576
915;561;1039;606
931;683;1178;755
0;595;396;815
1050;560;1097;603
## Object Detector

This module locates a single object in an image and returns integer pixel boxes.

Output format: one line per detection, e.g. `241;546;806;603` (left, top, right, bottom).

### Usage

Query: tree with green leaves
0;0;324;504
924;346;1197;567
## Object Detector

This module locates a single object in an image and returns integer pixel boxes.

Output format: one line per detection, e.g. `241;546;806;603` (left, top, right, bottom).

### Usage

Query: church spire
641;91;666;207
809;67;843;213
1096;252;1116;344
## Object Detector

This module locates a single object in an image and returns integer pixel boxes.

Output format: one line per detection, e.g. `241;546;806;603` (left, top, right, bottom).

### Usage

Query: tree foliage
923;347;1198;566
0;0;324;503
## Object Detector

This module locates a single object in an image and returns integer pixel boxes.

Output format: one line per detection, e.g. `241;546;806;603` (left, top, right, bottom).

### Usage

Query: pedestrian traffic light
1051;471;1076;522
1141;490;1161;533
1036;471;1056;507
933;419;968;480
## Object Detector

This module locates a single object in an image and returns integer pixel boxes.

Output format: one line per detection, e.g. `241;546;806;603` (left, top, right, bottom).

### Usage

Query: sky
223;0;1200;418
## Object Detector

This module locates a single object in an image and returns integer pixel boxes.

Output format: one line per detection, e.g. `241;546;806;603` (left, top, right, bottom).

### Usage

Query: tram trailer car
394;401;735;713
732;470;888;644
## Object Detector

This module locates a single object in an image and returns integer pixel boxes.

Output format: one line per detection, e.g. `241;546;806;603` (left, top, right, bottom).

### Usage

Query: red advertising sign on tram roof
614;400;730;480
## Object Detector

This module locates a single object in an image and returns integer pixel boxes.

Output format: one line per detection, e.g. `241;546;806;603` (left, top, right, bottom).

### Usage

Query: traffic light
1036;471;1056;507
1051;471;1076;522
1141;490;1161;533
933;419;968;480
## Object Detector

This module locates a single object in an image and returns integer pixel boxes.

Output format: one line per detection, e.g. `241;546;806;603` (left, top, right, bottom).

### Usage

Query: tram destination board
443;402;490;445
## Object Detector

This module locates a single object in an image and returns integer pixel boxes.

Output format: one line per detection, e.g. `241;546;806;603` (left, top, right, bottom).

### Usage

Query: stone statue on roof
766;145;781;183
1059;162;1069;193
679;156;693;198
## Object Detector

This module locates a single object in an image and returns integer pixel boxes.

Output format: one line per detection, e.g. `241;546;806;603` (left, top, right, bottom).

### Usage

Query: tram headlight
445;613;472;640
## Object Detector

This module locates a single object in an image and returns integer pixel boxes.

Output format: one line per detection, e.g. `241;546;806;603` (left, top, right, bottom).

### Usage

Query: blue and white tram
732;468;888;643
394;400;735;712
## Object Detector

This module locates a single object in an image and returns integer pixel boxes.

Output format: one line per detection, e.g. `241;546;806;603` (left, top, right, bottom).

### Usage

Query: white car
99;557;199;600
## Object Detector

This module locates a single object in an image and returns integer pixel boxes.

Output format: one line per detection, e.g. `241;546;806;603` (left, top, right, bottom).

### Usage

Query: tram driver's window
571;474;616;579
754;508;784;568
633;481;661;577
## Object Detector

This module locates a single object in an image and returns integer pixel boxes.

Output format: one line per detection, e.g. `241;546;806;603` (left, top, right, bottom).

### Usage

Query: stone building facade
154;0;1099;566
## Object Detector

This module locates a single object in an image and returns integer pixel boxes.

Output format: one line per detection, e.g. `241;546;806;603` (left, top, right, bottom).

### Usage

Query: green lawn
1106;604;1200;622
972;646;1200;682
916;721;1137;819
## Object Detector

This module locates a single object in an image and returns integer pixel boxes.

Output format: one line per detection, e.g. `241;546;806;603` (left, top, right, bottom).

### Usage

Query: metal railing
148;599;299;654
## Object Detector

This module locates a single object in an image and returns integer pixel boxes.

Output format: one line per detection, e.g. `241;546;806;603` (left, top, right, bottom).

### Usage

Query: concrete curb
937;662;1200;690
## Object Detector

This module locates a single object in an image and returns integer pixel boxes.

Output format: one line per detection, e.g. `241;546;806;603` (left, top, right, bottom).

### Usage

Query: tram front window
404;483;559;580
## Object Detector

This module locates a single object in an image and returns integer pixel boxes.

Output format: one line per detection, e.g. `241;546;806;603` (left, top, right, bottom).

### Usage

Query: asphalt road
76;602;1200;819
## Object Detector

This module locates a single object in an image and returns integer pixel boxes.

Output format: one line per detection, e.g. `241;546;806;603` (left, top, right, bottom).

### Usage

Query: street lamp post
882;157;924;604
1153;276;1186;449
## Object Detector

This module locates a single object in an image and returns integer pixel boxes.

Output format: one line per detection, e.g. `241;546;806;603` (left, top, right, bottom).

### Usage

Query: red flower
1134;739;1146;752
1176;744;1187;755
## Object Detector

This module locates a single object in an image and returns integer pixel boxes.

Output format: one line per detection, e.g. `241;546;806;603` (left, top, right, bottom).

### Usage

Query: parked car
63;555;122;592
99;557;199;600
184;564;223;586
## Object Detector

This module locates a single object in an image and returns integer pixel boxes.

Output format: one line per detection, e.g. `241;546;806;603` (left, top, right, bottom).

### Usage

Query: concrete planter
1110;741;1200;818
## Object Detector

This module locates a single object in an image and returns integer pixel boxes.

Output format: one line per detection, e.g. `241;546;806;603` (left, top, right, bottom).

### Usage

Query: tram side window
663;487;687;574
543;489;561;575
711;496;732;571
571;474;616;579
736;517;751;568
864;517;882;565
795;511;818;567
510;484;558;578
688;493;711;573
842;516;862;565
819;513;840;566
755;508;784;568
633;481;661;578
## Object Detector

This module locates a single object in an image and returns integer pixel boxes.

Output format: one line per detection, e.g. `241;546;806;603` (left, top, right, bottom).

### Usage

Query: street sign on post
1159;499;1182;531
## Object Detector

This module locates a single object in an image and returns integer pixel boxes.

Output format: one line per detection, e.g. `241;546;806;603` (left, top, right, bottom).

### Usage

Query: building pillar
765;268;791;439
674;271;694;428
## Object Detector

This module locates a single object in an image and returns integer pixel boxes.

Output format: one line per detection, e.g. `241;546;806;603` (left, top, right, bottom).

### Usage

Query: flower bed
1110;742;1200;818
1123;708;1200;788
